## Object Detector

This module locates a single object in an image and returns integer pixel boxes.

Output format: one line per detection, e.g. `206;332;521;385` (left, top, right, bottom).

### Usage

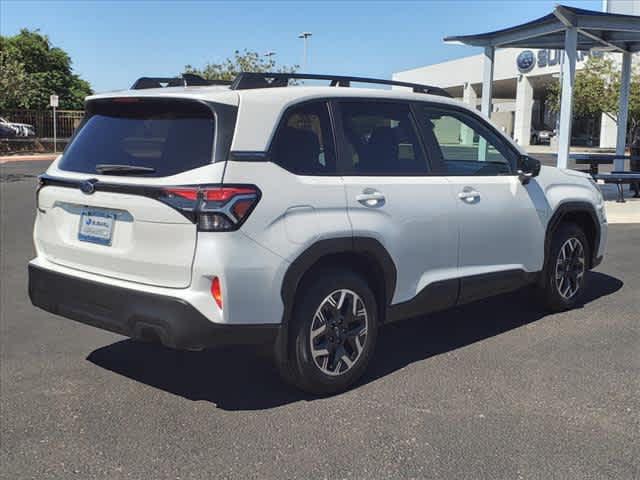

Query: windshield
59;99;215;177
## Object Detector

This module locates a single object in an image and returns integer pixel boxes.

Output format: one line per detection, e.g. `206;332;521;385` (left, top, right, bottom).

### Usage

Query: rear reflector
211;277;222;309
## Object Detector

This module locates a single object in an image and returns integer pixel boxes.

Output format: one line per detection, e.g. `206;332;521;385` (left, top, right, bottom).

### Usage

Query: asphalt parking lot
1;161;639;479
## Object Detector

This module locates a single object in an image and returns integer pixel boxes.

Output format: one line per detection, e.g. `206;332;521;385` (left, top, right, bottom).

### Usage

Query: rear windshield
59;99;215;177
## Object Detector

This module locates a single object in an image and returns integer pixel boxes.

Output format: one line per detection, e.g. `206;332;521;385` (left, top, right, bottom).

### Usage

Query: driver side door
415;103;546;303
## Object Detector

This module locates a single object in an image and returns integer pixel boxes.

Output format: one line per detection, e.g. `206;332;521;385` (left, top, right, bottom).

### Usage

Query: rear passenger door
414;104;545;302
336;100;459;307
223;101;351;261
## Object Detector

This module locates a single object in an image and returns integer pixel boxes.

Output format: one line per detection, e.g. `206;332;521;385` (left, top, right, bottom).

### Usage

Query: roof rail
131;73;232;90
229;72;451;97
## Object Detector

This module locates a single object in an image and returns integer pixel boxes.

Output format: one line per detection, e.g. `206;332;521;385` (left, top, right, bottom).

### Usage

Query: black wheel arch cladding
281;237;396;316
276;237;396;360
544;201;601;269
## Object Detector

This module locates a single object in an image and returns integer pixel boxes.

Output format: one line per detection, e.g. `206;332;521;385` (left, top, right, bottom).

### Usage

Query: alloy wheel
555;237;586;300
309;289;368;376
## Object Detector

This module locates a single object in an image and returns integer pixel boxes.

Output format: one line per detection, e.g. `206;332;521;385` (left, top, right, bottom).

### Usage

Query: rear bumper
28;264;279;350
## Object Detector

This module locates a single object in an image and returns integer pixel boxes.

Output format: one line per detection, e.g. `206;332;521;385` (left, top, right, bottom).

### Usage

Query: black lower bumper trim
28;264;279;350
592;255;604;268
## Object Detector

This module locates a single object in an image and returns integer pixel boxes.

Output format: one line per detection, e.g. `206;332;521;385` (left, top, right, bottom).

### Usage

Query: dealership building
393;0;639;151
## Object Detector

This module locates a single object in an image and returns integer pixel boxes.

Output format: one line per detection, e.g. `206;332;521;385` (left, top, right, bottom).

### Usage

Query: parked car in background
0;117;36;138
572;132;597;147
531;127;555;145
0;122;18;139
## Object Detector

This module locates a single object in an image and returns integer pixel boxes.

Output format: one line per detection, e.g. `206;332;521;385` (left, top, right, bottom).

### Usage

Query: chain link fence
0;110;84;155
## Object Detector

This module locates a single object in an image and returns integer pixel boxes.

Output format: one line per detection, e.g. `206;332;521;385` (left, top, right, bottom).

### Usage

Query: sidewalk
526;145;616;155
598;183;640;224
604;198;640;224
0;153;57;164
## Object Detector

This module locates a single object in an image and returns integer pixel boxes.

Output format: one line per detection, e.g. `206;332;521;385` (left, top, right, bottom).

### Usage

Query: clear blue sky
1;0;602;93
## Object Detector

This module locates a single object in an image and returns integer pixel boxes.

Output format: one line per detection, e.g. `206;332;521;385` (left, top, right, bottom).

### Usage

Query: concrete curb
0;154;57;164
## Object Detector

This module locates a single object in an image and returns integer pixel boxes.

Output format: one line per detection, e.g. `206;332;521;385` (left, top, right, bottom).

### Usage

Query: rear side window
339;102;427;175
270;101;336;175
59;99;215;177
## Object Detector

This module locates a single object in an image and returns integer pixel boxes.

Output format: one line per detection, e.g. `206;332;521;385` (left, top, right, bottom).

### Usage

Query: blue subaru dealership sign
516;49;594;73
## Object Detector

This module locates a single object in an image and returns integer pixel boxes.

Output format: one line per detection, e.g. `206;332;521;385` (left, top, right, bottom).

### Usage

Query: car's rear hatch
34;96;236;288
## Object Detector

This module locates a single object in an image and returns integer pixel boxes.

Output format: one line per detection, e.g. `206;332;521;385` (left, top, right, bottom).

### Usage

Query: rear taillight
160;185;260;232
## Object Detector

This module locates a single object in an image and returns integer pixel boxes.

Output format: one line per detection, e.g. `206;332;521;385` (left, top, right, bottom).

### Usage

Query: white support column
461;82;477;145
615;51;632;172
479;46;495;161
599;112;617;148
557;27;577;169
514;75;534;148
480;47;495;118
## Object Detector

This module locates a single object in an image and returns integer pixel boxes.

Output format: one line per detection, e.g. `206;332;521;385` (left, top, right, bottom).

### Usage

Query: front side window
339;102;428;175
270;102;336;175
416;106;515;176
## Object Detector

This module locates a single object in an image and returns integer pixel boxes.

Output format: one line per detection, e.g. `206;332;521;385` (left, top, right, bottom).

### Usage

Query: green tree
546;54;640;142
184;49;298;81
0;50;30;109
0;29;92;111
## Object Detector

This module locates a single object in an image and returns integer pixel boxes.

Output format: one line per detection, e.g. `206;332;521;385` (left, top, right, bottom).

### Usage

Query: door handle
458;187;480;202
356;189;386;207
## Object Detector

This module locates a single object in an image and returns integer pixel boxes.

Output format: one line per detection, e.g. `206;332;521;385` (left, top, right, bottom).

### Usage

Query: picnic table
592;172;640;203
572;153;624;175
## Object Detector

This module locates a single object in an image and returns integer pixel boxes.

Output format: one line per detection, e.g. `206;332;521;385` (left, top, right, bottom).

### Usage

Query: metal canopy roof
444;5;640;53
443;5;637;171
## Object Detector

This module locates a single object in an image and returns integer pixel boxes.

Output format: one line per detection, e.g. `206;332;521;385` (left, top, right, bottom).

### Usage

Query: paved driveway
1;161;638;479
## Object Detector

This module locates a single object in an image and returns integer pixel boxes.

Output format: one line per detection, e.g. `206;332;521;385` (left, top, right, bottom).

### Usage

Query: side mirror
517;155;541;185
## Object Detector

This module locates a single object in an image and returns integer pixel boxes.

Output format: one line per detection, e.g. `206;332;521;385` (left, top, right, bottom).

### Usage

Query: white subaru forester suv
29;72;607;394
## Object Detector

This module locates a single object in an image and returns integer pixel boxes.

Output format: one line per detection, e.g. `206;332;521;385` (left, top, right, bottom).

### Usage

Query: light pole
298;32;312;71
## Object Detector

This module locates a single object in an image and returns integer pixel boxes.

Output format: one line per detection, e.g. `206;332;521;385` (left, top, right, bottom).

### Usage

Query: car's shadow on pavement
87;271;622;411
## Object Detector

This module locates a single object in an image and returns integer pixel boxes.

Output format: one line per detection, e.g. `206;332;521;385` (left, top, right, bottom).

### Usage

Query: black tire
278;268;378;395
540;223;590;312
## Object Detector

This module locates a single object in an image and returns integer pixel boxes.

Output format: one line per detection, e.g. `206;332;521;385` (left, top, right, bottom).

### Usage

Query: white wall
393;48;589;89
605;0;640;15
600;113;618;148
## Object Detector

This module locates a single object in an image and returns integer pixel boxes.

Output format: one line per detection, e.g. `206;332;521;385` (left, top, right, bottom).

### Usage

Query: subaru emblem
516;50;536;73
80;179;98;194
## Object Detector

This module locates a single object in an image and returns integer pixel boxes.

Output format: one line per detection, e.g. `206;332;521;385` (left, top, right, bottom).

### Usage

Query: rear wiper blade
95;164;155;175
